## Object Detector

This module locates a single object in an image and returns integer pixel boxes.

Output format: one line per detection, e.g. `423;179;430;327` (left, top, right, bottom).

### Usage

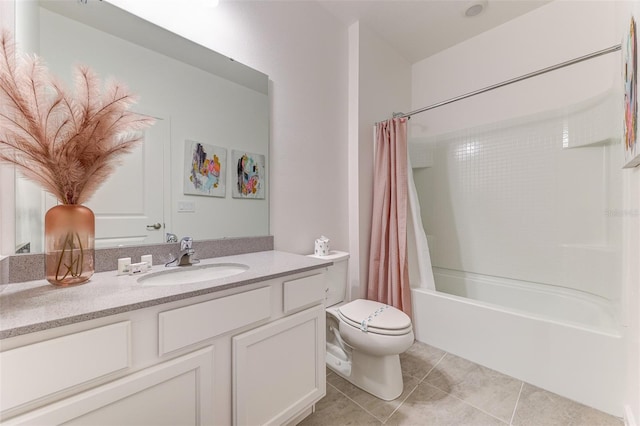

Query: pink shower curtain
367;117;412;318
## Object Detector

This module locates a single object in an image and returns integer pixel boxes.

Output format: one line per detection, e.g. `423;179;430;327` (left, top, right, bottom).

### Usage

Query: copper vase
44;205;95;286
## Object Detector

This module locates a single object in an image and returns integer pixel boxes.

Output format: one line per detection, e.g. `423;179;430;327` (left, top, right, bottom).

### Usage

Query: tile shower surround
414;99;621;301
301;341;623;426
0;236;273;284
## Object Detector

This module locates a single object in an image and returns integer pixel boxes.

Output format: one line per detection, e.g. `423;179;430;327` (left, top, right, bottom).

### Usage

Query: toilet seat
337;299;412;336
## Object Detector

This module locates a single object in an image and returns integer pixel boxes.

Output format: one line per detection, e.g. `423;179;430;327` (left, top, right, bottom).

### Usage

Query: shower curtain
407;153;436;292
368;118;412;317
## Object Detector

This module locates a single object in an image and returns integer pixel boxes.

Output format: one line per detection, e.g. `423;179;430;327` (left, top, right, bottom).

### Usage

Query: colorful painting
624;17;639;168
232;150;265;199
184;140;226;197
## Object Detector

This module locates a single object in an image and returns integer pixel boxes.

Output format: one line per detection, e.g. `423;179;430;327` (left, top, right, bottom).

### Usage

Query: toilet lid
338;299;412;335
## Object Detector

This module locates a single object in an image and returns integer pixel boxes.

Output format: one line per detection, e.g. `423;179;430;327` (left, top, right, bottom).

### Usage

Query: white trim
625;405;638;426
0;0;15;256
347;22;361;302
0;164;15;256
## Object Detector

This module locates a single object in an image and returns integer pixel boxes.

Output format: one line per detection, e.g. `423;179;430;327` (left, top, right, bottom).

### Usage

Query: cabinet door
4;347;214;426
233;305;325;426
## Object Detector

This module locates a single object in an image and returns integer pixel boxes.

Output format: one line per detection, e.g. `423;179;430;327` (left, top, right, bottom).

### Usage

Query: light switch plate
177;201;195;212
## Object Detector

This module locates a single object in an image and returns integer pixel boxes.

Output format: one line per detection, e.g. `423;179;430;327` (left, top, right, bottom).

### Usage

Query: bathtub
411;267;624;416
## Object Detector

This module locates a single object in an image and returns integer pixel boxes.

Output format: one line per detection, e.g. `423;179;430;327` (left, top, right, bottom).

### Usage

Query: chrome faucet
165;236;200;267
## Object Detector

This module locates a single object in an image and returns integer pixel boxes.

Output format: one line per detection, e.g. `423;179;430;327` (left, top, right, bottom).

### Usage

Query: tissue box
314;236;330;256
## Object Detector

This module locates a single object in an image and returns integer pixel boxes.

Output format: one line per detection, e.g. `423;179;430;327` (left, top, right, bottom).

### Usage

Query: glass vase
44;205;95;286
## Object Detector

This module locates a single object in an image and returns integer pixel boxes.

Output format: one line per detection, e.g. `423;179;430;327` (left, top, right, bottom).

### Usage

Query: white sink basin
138;263;249;286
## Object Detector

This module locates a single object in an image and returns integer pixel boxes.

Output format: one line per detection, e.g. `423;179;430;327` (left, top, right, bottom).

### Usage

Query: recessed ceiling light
464;1;487;17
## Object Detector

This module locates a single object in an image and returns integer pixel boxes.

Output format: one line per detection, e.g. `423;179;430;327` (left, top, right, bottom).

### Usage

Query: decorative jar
44;205;95;286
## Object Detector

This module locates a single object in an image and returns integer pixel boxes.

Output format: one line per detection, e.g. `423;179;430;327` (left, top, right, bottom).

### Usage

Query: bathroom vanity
0;251;330;425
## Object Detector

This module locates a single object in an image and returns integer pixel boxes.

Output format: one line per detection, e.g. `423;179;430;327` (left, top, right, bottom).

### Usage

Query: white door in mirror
86;113;169;249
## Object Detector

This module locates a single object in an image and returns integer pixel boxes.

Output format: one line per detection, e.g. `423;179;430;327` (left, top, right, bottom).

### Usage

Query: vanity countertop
0;250;332;340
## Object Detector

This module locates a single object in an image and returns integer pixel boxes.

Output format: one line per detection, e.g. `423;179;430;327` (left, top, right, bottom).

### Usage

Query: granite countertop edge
0;251;332;340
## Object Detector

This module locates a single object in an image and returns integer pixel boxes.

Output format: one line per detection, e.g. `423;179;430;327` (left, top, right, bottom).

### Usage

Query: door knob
146;223;162;230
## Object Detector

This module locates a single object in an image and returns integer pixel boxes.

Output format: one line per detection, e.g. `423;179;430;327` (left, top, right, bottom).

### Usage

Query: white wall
411;0;639;420
615;1;640;423
108;0;349;256
624;151;640;426
347;22;411;300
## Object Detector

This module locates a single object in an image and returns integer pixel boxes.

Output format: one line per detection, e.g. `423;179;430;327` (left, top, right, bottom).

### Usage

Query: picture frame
623;16;639;168
232;150;265;199
183;140;226;197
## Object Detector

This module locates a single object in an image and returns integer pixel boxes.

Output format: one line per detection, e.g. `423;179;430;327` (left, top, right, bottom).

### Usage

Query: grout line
422;382;510;425
382;351;448;424
414;350;512;425
326;382;384;424
419;351;448;383
509;382;525;425
381;379;422;424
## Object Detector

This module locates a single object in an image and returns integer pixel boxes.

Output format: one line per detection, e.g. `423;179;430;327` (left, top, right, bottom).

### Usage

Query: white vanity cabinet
233;273;326;426
2;347;214;426
0;269;327;426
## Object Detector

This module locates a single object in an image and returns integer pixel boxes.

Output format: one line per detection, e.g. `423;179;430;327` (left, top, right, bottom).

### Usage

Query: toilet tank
307;251;350;307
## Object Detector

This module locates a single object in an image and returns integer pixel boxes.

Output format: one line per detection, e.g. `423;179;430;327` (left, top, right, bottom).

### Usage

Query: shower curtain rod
381;43;621;123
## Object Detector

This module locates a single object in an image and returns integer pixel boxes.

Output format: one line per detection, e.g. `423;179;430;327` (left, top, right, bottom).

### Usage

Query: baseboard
625;405;638;426
285;405;314;426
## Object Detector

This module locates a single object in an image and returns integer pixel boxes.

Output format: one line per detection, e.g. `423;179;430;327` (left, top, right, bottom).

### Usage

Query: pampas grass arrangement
0;31;155;205
0;31;154;285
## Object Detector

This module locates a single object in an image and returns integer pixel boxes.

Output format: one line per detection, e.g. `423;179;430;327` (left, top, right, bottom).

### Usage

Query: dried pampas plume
0;30;155;205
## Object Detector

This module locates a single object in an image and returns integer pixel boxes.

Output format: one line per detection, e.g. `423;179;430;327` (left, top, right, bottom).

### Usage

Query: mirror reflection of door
11;0;269;254
85;114;169;248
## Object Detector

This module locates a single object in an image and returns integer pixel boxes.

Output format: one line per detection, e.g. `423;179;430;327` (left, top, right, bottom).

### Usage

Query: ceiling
316;0;551;63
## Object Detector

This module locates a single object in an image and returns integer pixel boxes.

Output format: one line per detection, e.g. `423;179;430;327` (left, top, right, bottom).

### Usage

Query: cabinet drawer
159;286;271;355
283;273;325;314
0;322;131;412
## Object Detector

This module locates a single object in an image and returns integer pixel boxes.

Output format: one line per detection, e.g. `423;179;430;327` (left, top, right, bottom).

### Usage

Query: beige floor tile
327;372;420;422
386;382;506;426
424;353;521;423
511;383;623;426
399;341;447;380
299;385;382;426
314;343;619;426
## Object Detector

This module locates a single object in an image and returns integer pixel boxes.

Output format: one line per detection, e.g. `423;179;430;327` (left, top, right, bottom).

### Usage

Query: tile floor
299;341;623;426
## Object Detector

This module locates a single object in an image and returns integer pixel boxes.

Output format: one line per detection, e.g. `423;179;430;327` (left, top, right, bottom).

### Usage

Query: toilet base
328;349;404;401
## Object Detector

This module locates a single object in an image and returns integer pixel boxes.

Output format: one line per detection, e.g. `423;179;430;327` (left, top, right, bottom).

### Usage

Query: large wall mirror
13;0;270;253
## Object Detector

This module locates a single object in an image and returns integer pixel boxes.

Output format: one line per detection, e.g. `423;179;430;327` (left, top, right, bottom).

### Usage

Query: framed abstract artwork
184;140;226;197
232;150;265;199
624;16;639;168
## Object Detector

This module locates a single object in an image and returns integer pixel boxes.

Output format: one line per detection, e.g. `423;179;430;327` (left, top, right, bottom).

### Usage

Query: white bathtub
411;268;624;416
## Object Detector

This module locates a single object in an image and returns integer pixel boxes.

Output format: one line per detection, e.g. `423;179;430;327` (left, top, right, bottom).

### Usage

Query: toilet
308;251;414;401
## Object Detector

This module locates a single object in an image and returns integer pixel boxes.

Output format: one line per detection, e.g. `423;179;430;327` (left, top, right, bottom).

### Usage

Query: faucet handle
166;233;178;243
180;236;193;251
